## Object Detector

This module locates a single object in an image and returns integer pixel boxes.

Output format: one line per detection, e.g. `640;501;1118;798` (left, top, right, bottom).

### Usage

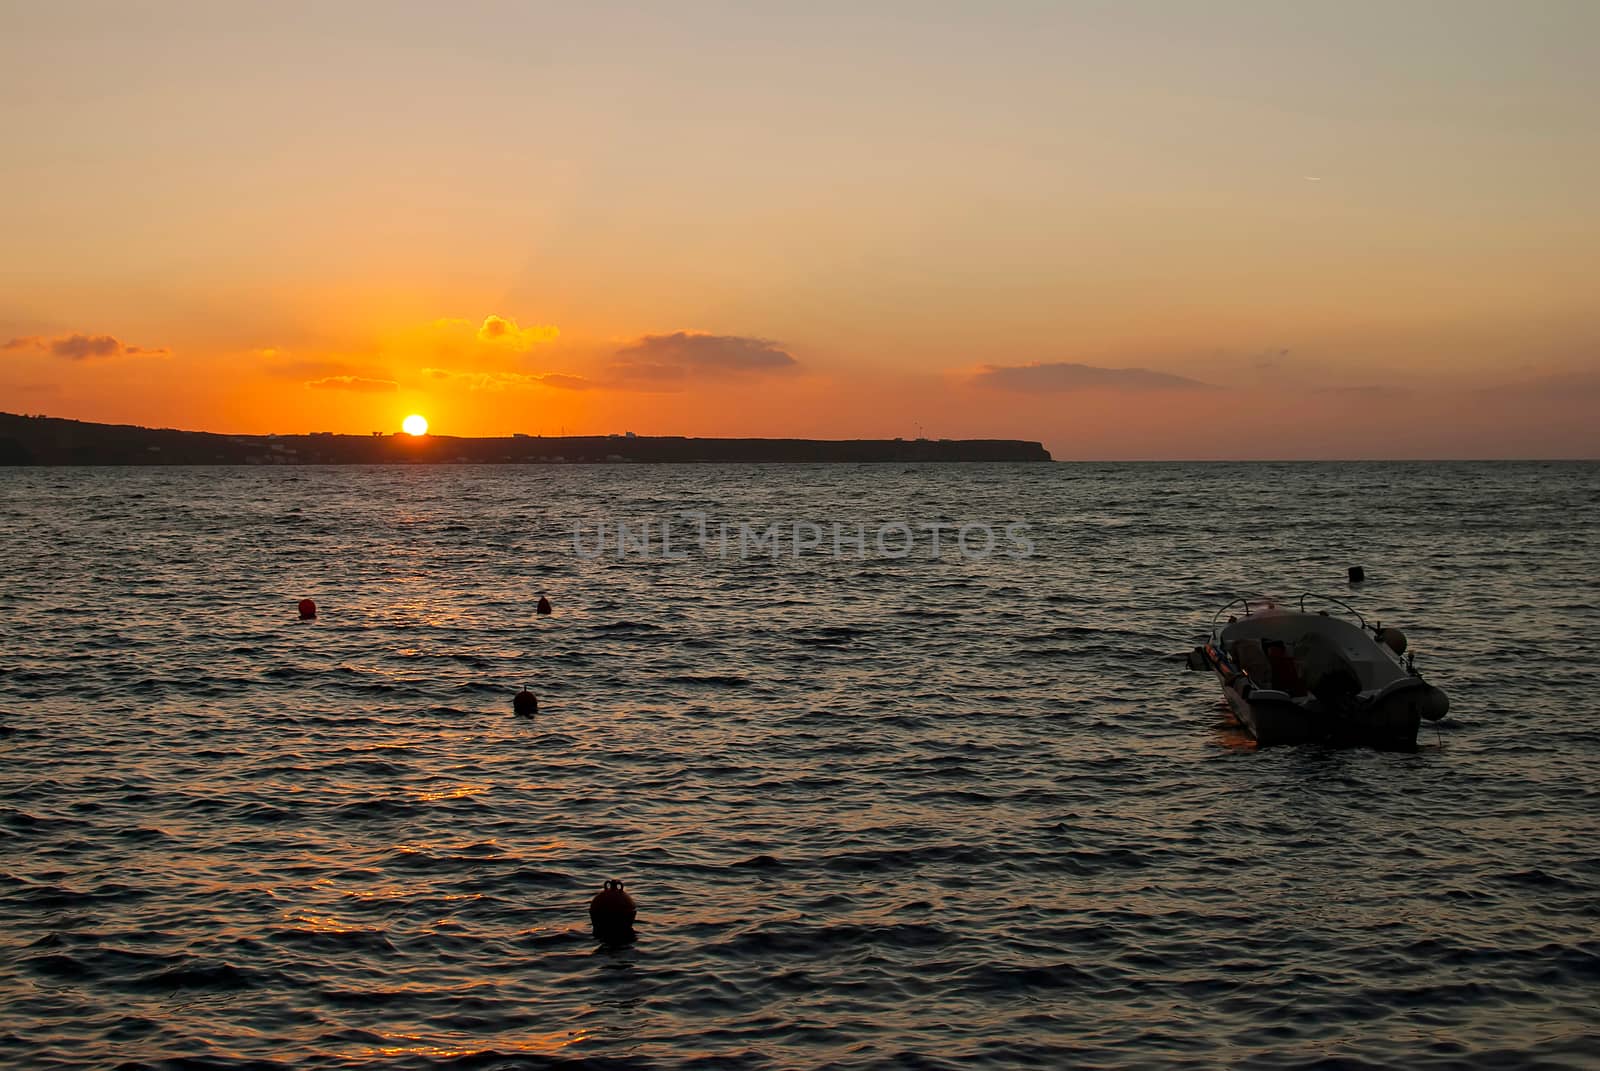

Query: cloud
610;332;798;386
476;315;559;350
305;375;398;393
4;332;169;360
1313;384;1413;399
423;367;591;391
534;372;593;391
973;361;1212;392
1476;371;1600;400
264;356;404;388
606;361;688;384
268;358;371;379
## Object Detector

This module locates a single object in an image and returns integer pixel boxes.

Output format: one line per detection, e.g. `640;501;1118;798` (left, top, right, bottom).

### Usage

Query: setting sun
402;414;428;436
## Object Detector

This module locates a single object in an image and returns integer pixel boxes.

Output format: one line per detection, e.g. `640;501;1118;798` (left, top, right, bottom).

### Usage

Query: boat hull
1217;672;1423;748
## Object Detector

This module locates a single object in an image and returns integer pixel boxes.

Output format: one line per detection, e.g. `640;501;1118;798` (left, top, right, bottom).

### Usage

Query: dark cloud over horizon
305;375;398;393
4;332;169;360
973;361;1212;392
610;332;798;387
423;367;592;391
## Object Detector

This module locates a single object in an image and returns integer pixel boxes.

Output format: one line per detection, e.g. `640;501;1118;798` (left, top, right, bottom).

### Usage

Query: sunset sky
2;1;1596;458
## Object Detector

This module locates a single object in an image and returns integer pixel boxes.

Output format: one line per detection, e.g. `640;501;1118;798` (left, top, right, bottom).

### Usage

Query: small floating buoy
536;595;552;616
1348;566;1365;584
513;688;538;716
298;598;317;619
589;879;636;941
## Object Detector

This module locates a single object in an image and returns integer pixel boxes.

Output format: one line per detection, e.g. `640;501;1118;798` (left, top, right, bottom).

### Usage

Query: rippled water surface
2;463;1597;1070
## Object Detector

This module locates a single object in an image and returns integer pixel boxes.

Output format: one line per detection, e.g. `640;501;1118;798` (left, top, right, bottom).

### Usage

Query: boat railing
1210;593;1278;630
1211;592;1372;634
1294;592;1369;630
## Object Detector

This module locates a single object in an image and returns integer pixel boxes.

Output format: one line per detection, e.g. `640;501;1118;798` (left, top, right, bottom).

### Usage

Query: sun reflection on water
365;1028;594;1060
415;783;491;802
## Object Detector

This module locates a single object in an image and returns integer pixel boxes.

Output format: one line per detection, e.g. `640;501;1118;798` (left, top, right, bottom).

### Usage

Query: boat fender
1379;627;1407;655
1185;646;1209;671
1416;685;1449;722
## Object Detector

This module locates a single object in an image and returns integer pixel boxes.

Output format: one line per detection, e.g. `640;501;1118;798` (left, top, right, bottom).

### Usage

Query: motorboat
1185;593;1449;748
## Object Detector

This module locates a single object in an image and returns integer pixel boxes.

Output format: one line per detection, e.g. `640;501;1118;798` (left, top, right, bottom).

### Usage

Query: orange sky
2;2;1596;458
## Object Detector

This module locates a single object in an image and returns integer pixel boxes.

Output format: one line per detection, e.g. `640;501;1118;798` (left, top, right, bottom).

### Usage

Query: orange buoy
513;688;538;716
536;595;552;615
589;879;636;940
298;599;317;619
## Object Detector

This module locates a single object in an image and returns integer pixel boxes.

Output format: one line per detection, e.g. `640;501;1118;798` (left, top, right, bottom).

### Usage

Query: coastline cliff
0;413;1052;465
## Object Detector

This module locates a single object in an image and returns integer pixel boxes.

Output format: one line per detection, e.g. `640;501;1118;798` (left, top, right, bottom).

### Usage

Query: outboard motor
1297;633;1361;707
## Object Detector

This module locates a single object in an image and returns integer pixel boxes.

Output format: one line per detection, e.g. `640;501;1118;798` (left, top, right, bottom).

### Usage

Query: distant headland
0;413;1052;465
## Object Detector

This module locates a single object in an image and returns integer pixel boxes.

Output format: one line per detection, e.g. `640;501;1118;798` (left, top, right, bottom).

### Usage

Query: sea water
1;462;1596;1069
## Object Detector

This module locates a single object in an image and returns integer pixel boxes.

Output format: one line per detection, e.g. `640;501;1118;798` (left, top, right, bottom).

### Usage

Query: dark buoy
298;598;317;619
589;879;636;942
536;595;552;616
513;688;538;716
1348;566;1365;584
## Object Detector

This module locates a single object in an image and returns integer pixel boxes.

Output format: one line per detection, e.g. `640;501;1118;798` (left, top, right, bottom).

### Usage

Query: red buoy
589;879;636;940
298;599;317;619
513;689;538;716
536;596;552;616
